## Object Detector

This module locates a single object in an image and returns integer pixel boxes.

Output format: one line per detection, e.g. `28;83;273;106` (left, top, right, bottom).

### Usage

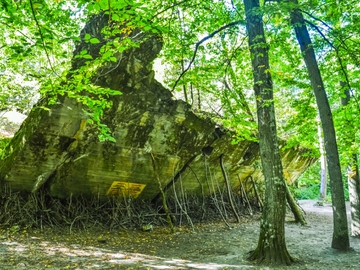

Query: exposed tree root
0;185;259;232
248;242;295;266
150;152;175;233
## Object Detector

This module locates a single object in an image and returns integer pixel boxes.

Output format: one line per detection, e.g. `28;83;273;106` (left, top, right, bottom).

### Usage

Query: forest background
0;0;359;265
0;0;358;200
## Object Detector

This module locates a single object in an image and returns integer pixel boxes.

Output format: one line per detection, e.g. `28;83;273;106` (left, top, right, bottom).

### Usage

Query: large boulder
0;14;317;200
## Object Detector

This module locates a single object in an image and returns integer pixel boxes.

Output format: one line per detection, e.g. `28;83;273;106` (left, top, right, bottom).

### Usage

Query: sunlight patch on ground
1;239;256;269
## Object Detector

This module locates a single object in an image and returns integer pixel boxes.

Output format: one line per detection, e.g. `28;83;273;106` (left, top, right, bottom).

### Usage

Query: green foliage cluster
1;0;360;262
0;0;360;194
293;162;322;200
0;1;354;139
0;0;82;112
1;0;165;141
294;161;350;201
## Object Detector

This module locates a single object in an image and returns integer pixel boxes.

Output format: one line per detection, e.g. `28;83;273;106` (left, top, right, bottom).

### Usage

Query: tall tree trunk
286;0;350;250
244;0;293;265
347;156;360;237
341;81;360;237
318;122;327;203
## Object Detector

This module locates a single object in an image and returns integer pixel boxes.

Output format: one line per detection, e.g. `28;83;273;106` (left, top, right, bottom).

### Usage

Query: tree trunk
244;0;293;265
286;0;350;250
347;156;360;237
341;82;360;237
317;122;327;203
286;184;307;225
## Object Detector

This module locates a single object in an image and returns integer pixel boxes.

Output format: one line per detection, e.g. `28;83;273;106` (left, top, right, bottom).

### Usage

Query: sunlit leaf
90;38;100;44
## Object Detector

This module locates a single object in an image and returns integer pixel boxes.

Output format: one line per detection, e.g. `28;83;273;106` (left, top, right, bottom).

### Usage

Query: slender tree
340;82;360;237
346;155;360;237
317;122;327;204
284;0;350;250
244;0;293;265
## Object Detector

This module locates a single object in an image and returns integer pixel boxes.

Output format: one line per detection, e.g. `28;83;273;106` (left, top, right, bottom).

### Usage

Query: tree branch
29;0;56;74
152;0;191;19
304;19;336;49
171;20;245;92
301;9;333;31
301;9;360;51
304;20;360;114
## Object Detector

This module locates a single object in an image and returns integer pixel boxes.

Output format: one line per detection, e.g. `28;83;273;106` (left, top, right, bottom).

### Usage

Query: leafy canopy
0;0;359;155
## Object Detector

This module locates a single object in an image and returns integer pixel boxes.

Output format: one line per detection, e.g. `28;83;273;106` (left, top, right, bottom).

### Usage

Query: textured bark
287;0;349;250
244;0;293;265
341;82;360;237
347;157;360;237
318;123;327;202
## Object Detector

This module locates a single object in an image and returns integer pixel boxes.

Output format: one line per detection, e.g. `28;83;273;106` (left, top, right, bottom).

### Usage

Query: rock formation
0;14;317;200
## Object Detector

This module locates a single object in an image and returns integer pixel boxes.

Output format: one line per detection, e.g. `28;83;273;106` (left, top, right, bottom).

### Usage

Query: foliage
0;0;359;200
1;0;360;264
0;0;82;112
0;0;161;141
294;161;350;201
0;0;359;149
0;137;12;160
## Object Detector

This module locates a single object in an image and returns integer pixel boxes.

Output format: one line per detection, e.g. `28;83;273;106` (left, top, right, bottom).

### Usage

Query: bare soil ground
0;200;359;270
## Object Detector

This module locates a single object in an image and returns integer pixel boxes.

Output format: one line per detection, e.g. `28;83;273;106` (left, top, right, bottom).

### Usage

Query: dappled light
1;202;360;269
1;237;254;269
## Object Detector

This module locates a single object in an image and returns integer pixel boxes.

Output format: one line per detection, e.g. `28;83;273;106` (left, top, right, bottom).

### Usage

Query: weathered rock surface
0;14;317;200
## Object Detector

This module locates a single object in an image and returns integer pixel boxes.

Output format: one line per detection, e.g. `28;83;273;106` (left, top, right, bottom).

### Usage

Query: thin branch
301;9;360;51
29;0;56;74
152;0;191;19
171;20;245;92
300;9;333;31
0;22;35;43
305;19;360;110
304;19;335;49
150;152;175;233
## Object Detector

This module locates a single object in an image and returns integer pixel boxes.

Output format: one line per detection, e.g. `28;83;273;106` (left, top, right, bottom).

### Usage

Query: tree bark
244;0;293;265
341;82;360;237
286;0;350;250
347;156;360;237
285;184;307;225
318;122;327;203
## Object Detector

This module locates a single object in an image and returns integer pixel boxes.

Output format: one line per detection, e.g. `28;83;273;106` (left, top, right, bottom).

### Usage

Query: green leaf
90;38;100;44
102;51;112;59
111;14;120;21
84;33;91;41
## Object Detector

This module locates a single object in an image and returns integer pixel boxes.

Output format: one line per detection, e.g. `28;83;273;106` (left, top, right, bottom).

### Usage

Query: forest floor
0;200;359;270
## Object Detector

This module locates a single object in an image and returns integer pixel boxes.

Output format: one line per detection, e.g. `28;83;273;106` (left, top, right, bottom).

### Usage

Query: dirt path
0;200;359;269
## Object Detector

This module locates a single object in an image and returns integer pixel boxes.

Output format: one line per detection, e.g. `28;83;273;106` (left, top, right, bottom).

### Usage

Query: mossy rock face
0;14;318;200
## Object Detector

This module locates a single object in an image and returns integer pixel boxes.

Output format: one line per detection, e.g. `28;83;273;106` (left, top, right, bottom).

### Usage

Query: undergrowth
294;161;350;201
